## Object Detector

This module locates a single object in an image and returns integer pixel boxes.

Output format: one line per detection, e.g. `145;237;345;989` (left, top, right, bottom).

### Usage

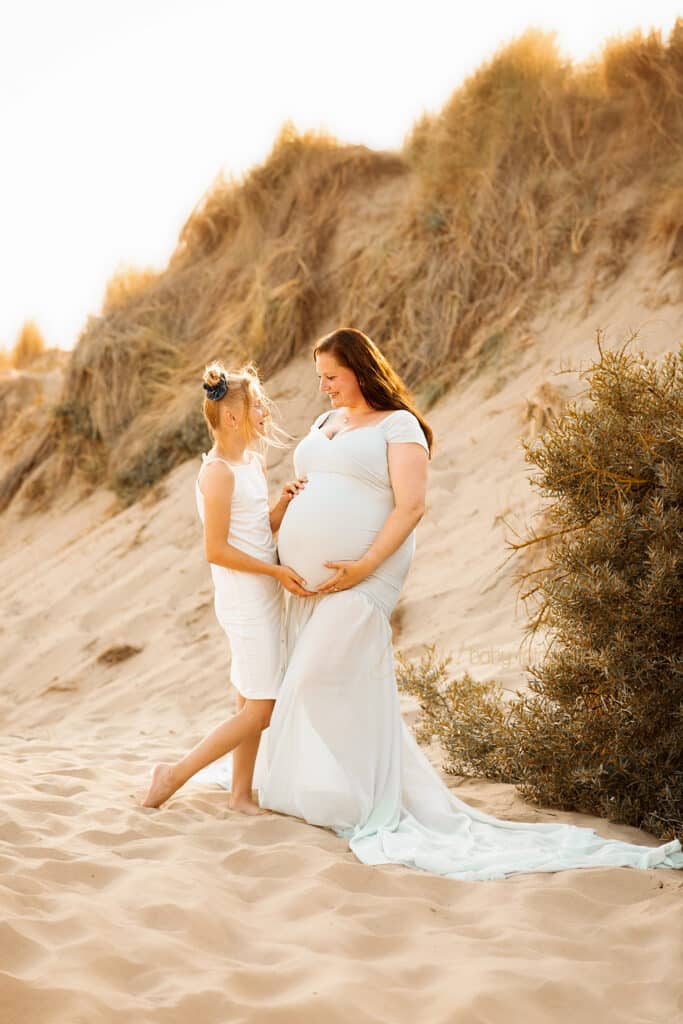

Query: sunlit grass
2;20;683;510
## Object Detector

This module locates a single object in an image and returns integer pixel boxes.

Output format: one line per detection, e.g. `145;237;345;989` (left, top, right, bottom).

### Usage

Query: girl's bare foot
142;762;181;808
229;793;271;816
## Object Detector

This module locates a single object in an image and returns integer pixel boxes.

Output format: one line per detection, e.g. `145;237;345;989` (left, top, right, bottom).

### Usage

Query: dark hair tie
203;375;228;401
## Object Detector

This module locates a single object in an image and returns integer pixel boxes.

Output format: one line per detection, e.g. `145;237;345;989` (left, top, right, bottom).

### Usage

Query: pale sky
1;0;680;352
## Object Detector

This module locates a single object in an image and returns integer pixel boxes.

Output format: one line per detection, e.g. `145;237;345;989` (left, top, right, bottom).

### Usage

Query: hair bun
202;361;228;401
203;362;226;388
203;379;228;401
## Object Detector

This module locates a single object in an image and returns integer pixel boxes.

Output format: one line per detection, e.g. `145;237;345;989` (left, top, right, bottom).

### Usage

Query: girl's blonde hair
201;359;288;452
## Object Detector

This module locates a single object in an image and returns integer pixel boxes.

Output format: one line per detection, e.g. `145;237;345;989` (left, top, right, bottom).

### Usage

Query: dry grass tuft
101;266;161;315
11;320;46;369
521;381;569;442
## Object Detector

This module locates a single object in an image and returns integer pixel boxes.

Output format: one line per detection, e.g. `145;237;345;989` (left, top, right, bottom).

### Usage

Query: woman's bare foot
229;793;271;816
142;762;181;808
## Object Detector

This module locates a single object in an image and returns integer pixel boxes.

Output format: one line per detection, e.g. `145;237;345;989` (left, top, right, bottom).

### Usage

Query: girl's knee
246;699;274;731
261;703;274;729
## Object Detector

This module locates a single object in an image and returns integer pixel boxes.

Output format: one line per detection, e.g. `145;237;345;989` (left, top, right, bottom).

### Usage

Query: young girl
142;360;311;812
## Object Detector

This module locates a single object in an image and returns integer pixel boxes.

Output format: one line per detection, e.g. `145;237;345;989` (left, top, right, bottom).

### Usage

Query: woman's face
315;351;362;408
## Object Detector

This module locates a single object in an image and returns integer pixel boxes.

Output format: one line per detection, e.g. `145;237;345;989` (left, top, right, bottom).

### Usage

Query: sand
1;260;682;1022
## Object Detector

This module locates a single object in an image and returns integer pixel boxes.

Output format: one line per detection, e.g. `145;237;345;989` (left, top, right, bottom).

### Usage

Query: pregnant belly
277;475;390;591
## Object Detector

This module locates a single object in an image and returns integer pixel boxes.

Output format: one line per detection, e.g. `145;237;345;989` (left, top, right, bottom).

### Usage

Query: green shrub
395;646;514;780
399;336;683;842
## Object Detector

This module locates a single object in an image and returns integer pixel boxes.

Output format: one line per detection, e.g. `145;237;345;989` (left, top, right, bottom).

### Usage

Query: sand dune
1;262;682;1021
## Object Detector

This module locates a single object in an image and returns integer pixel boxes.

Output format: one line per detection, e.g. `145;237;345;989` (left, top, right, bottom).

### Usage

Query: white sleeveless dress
194;449;285;700
192;414;683;880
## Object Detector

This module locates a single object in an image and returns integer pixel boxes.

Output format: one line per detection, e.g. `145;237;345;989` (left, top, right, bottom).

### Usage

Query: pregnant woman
256;327;683;881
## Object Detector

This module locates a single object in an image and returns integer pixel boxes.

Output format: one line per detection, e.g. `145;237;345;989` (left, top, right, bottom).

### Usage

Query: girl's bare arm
202;462;277;577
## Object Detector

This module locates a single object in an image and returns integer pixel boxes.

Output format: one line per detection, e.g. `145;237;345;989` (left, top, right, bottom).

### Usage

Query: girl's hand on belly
274;564;318;597
315;559;373;594
280;475;308;503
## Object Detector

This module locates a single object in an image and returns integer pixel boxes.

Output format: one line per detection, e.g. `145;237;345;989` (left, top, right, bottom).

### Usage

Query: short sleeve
383;410;429;452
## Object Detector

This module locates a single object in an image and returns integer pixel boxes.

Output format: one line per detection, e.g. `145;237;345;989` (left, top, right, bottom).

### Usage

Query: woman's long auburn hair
313;328;434;456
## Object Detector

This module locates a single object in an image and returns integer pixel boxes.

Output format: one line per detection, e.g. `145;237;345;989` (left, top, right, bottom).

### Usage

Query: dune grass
2;21;683;510
10;320;46;370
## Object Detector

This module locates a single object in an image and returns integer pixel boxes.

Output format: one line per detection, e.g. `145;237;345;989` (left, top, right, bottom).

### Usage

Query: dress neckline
201;449;255;467
317;408;400;441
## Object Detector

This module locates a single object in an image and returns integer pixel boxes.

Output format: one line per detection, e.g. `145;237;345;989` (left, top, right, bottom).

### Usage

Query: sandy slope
1;258;682;1023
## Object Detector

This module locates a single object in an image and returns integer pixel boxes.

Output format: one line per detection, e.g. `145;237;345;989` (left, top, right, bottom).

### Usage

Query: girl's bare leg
230;692;269;815
142;698;274;808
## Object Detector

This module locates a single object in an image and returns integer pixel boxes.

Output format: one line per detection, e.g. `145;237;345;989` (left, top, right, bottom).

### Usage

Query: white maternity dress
192;413;683;881
194;449;284;700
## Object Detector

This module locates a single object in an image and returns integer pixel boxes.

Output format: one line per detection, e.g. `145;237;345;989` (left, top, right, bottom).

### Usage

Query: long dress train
189;586;683;880
257;589;683;881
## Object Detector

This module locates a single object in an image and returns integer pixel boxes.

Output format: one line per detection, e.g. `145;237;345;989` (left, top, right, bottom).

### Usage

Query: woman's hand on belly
315;556;376;595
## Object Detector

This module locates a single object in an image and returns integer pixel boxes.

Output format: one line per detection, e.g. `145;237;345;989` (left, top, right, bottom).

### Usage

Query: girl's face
315;351;362;408
221;384;267;440
248;388;267;437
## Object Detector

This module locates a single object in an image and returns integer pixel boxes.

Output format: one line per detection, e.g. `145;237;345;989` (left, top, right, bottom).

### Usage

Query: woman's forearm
357;504;425;575
206;541;277;577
